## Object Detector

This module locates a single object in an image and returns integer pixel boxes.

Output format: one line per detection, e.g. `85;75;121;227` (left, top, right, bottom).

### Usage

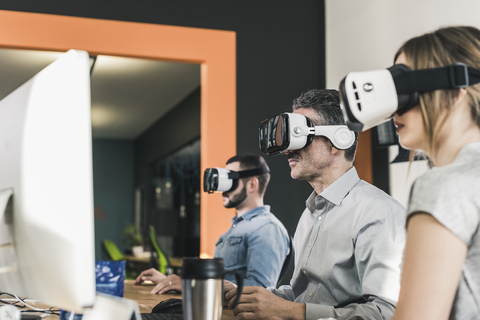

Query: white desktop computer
0;49;96;313
0;49;141;320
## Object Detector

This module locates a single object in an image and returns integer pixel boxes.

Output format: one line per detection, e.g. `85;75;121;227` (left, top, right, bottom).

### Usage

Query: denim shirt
214;205;290;287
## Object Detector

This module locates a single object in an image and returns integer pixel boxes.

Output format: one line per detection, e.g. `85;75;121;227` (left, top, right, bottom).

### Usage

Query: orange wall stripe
0;9;236;258
355;130;373;183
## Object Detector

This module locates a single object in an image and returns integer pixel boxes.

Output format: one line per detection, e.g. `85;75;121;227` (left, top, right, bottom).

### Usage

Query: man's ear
247;177;259;193
329;141;341;155
330;146;340;155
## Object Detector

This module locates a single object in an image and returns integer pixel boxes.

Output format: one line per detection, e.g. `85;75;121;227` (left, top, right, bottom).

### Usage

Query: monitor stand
0;188;12;222
0;188;16;275
82;294;141;320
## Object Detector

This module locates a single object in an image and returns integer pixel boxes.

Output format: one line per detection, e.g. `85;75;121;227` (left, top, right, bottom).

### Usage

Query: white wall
326;0;480;206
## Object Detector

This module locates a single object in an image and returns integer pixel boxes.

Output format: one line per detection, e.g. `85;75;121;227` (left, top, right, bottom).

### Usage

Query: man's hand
224;280;237;293
151;274;182;294
134;268;166;285
225;286;305;320
222;280;238;307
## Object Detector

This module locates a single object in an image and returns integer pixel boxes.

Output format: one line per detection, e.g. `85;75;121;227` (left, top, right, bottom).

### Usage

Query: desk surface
124;256;183;269
125;280;235;319
27;280;235;319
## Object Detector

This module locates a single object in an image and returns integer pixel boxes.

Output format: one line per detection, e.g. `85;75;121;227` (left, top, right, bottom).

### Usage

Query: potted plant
123;222;144;257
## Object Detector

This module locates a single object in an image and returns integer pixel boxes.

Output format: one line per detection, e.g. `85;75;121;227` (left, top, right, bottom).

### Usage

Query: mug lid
181;258;225;279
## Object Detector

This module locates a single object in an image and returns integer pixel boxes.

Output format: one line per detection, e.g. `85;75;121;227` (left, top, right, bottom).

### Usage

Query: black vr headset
259;112;356;155
339;63;480;132
203;166;270;193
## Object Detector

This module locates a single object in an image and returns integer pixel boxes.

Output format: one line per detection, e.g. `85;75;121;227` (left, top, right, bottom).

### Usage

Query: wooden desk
124;255;151;264
125;280;235;319
124;280;181;313
124;256;183;269
168;257;183;269
19;281;235;319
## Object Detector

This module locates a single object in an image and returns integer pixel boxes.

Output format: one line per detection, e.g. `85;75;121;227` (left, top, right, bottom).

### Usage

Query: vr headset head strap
390;63;480;115
393;63;480;94
227;166;270;179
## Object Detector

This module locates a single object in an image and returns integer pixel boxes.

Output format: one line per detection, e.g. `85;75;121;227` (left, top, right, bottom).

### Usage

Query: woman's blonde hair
396;26;480;155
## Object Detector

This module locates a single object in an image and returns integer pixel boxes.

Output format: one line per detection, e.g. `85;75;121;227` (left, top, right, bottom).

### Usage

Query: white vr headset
203;166;270;193
259;112;356;155
340;63;480;132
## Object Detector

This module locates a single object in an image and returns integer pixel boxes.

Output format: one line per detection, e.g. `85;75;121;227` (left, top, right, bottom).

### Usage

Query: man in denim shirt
215;153;290;287
135;153;290;293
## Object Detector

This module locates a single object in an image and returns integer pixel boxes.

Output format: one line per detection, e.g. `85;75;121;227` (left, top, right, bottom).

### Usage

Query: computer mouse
151;298;183;314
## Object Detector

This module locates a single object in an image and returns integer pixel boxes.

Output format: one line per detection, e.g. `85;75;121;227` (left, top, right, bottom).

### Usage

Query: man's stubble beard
224;185;247;209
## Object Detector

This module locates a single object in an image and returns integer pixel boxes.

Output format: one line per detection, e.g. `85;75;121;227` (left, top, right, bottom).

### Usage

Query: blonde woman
392;26;480;320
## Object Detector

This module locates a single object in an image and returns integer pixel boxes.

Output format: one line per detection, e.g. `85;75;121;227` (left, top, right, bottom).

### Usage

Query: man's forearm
305;299;395;320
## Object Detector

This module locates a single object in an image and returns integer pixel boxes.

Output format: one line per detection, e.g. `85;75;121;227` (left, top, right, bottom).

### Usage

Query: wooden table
124;280;181;313
125;280;235;319
18;280;235;319
124;256;183;269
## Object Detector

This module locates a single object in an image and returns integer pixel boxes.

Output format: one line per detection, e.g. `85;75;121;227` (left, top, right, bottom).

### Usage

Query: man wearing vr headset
135;153;290;293
213;153;290;287
226;89;405;320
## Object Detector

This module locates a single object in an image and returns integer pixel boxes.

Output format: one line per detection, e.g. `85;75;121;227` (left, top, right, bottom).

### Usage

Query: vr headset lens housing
203;168;236;194
203;166;270;193
340;63;480;132
259;114;290;155
259;112;355;155
259;113;313;155
339;65;418;132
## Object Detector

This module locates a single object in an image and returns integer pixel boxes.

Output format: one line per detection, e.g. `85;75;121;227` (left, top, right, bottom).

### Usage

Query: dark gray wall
2;1;326;282
135;87;201;192
92;139;135;260
134;87;201;237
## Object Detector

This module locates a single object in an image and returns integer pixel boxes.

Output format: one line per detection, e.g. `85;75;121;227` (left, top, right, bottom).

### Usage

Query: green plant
122;222;143;247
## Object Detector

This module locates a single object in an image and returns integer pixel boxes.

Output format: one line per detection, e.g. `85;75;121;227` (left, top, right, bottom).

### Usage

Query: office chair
149;225;172;275
276;235;294;287
102;239;126;261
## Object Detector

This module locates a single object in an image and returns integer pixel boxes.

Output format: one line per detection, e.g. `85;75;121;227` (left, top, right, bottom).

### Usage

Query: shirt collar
305;167;360;213
455;141;480;162
231;205;271;223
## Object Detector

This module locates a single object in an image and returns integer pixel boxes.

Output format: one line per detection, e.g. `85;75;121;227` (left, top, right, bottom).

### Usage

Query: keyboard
140;313;184;320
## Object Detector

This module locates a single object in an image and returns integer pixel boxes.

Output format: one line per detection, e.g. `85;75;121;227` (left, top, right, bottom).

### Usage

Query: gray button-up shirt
270;167;406;320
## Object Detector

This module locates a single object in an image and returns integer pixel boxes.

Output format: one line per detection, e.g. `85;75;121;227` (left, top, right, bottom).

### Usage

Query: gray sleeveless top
407;142;480;319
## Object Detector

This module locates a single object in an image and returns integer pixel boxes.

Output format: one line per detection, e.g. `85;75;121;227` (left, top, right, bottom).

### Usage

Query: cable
0;292;60;315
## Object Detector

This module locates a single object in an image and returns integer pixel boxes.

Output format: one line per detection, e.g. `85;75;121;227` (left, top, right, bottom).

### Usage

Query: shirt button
318;216;322;221
303;269;307;275
308;243;312;247
309;293;313;297
233;224;236;227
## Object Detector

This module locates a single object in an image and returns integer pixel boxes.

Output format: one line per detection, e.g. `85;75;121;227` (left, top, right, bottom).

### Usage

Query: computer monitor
0;50;96;312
